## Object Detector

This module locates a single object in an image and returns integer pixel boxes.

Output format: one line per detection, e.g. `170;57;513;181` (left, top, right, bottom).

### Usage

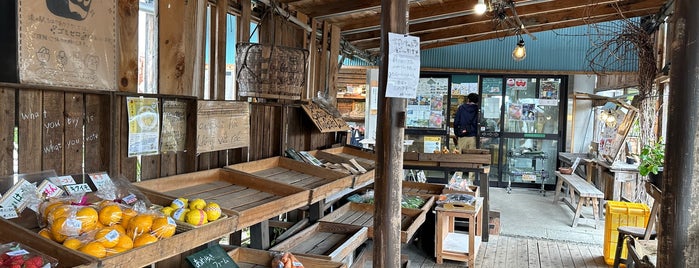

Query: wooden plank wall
336;68;368;90
0;87;112;177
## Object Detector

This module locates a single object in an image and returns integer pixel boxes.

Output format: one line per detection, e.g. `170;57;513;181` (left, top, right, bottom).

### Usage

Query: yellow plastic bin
603;201;650;265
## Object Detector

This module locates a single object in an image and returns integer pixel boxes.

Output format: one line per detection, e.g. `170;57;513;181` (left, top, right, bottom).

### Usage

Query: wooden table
435;197;484;267
595;160;640;201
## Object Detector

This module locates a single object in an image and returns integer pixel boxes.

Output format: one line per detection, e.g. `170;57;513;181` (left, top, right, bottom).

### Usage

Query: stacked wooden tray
319;196;434;243
225;157;353;204
403;150;491;168
402;181;445;196
270;222;368;262
134;168;309;229
227;247;347;268
309;146;376;188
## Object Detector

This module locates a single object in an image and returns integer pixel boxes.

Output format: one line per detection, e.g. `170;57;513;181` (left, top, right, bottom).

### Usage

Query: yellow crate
603;201;650;265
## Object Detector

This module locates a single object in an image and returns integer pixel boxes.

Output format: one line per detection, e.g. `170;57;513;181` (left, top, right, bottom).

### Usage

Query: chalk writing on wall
196;101;250;153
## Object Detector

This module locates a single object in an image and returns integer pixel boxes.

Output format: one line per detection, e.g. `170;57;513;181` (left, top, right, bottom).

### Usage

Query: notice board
17;0;117;90
196;101;250;153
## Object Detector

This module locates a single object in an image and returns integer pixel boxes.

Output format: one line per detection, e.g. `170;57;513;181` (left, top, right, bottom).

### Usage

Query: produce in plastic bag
0;242;58;268
447;172;474;192
271;252;304;268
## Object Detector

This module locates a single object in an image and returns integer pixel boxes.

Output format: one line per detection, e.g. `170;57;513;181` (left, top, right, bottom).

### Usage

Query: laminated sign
17;0;117;90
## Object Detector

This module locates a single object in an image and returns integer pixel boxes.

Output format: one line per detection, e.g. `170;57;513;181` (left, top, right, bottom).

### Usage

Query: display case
503;138;557;195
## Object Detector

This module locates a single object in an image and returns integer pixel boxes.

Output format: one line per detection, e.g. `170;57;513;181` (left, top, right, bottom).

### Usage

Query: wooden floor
365;235;612;267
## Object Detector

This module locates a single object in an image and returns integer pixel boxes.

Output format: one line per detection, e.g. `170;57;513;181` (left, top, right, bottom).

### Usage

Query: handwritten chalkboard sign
301;102;350;133
186;244;238;268
196;101;250;154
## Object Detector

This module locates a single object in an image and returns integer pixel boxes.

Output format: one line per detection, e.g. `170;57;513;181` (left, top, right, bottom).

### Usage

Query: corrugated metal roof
421;22;638;72
345;20;639;72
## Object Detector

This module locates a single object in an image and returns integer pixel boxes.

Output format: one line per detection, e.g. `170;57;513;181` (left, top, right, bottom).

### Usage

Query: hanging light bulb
512;38;526;61
597;109;609;122
474;0;487;15
605;110;617;127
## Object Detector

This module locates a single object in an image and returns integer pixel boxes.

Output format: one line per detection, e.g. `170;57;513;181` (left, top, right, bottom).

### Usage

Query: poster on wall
161;100;187;152
424;136;441;153
407;78;448;129
127;97;160;156
386;33;420;98
17;0;117;90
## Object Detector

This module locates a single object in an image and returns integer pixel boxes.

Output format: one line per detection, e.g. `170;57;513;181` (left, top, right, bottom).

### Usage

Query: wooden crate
227;247;347;268
402;181;445;195
270;222;368;262
311;146;376;188
403;152;491;168
0;218;95;268
133;168;309;229
224;157;353;204
318;202;427;243
443;185;480;197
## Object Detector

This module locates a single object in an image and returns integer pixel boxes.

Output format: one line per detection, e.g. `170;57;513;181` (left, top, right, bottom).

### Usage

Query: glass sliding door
478;76;566;192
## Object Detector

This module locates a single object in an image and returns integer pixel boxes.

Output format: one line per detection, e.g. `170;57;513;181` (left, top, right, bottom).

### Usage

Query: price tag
0;179;33;213
0;207;18;219
50;175;76;186
167;217;176;226
121;194;137;205
64;218;82;236
172;209;186;221
522;174;537;182
172;199;185;209
186;244;238;268
64;183;93;196
105;229;119;242
89;172;114;191
6;249;29;256
38;180;64;198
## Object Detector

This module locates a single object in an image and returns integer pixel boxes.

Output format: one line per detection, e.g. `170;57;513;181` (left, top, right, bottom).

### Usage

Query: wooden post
373;0;408;267
660;0;698;266
215;0;228;100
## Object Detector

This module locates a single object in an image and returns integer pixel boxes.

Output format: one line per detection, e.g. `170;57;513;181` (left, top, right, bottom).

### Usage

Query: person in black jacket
454;93;480;153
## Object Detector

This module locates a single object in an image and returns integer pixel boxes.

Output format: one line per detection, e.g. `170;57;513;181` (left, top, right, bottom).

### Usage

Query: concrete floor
489;187;605;245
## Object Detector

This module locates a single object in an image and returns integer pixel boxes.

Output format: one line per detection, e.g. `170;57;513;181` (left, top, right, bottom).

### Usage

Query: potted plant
638;139;665;188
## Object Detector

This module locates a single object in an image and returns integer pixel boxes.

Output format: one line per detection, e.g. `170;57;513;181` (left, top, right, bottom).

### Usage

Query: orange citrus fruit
128;214;154;234
112;224;126;235
76;207;99;233
99;204;123;226
52;232;68;243
79;242;107;258
151;217;176;239
120;208;138;228
95;228;121;248
38;228;53;240
42;201;67;219
48;205;72;223
63;238;83;249
114;235;134;250
133;233;158;248
51;217;81;237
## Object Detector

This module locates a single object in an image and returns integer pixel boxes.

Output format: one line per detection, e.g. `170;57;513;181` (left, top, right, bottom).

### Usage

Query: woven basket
236;42;309;100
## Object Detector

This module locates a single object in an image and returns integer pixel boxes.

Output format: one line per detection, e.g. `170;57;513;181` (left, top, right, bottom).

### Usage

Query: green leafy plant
638;139;665;176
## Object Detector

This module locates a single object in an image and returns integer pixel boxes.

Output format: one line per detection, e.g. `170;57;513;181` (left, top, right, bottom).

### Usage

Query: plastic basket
603;201;650;265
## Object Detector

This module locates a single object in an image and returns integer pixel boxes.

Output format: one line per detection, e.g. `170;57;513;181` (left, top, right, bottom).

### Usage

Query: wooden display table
435;197;484;267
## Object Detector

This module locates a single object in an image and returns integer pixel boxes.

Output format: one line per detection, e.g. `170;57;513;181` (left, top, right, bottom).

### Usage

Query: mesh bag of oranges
37;196;176;258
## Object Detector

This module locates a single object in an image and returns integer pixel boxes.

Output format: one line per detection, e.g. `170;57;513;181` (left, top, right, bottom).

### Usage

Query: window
138;0;158;94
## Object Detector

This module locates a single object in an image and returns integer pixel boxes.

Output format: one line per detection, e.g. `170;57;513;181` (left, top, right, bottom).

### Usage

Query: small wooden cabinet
435;197;483;267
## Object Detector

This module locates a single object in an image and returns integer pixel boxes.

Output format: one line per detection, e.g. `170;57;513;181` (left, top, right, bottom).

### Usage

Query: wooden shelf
342;116;365;122
337;95;366;100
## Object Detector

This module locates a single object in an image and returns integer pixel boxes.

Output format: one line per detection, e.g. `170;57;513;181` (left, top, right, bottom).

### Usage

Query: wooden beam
318;21;330;95
238;0;251;42
184;0;204;97
307;19;318;99
345;0;632;42
118;0;138;92
374;0;408;266
353;1;664;51
328;24;341;105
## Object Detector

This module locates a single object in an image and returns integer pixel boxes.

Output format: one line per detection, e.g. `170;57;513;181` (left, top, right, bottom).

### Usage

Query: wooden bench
553;171;604;228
